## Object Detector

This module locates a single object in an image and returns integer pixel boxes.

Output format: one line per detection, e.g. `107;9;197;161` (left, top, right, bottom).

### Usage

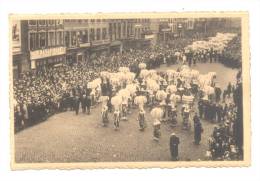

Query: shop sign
92;39;110;46
145;34;154;39
30;47;66;60
79;43;91;48
110;41;121;46
161;28;171;32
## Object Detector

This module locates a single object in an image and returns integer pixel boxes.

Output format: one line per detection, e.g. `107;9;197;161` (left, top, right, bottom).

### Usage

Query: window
38;20;46;25
188;20;193;29
96;19;101;23
65;32;70;47
90;19;95;23
123;22;126;37
29;32;37;50
39;32;46;48
56;20;63;25
29;20;37;26
113;23;117;39
82;30;88;43
52;32;55;46
96;28;101;40
90;28;95;41
56;31;63;46
77;31;82;44
109;23;112;34
48;20;55;25
102;28;107;40
127;25;130;36
48;32;55;46
173;24;177;31
118;23;121;39
71;31;77;46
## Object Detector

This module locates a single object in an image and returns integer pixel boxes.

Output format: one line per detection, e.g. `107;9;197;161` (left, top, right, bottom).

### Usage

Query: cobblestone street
15;63;238;163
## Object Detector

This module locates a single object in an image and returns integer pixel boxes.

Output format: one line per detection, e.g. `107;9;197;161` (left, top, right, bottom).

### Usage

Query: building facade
27;20;66;70
64;19;110;63
14;17;238;77
108;18;153;50
12;20;29;78
108;19;133;52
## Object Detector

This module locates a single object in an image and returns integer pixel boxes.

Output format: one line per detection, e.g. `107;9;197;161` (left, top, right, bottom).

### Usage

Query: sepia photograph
10;12;250;169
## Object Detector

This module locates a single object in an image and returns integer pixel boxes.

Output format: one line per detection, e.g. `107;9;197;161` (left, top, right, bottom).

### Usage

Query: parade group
14;32;243;161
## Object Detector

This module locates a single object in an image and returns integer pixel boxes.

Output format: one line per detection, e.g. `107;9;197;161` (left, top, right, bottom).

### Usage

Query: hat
171;132;176;136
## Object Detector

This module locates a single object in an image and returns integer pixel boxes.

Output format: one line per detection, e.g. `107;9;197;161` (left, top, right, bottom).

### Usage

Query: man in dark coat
86;95;91;115
74;96;80;115
211;103;217;122
169;133;180;161
209;48;213;63
81;94;87;113
227;82;232;98
216;103;223;123
193;112;200;125
85;87;92;115
215;86;222;102
194;119;203;145
198;99;204;119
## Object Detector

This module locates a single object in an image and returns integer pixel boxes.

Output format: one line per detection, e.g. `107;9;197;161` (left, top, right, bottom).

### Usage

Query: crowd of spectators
13;32;242;133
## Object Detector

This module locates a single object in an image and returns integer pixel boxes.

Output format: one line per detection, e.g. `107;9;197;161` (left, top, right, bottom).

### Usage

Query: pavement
14;63;238;163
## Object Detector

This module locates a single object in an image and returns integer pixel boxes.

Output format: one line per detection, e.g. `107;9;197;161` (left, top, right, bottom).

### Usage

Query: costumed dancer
101;105;109;127
138;107;146;131
182;104;191;130
169;104;178;127
113;108;120;130
121;97;128;121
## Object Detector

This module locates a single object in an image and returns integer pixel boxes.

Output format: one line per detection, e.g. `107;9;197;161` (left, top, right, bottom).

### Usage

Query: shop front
90;41;110;57
30;47;66;70
78;42;91;63
110;40;123;53
12;52;29;79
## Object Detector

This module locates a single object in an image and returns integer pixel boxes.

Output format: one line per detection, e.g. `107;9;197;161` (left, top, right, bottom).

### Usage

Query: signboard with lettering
92;39;110;46
30;47;66;60
145;34;154;39
161;28;171;32
79;43;91;48
12;20;21;53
